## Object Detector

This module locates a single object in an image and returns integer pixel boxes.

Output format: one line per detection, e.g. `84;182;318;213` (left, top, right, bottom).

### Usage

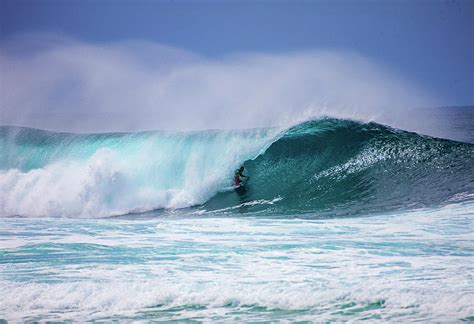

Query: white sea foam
199;196;284;214
0;129;279;217
0;203;473;322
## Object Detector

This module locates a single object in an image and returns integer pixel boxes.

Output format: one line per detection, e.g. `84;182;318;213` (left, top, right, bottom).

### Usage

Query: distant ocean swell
1;118;473;218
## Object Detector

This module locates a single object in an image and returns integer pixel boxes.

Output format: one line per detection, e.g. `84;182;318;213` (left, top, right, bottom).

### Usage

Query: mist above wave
1;33;435;133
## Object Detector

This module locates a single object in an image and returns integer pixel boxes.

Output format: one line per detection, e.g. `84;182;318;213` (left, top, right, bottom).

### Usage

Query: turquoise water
2;118;473;218
1;113;473;321
1;203;473;321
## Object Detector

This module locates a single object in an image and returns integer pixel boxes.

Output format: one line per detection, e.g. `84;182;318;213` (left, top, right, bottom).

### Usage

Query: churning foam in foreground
1;202;473;321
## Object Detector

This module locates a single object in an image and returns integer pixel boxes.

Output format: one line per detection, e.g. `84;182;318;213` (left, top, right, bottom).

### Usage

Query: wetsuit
234;170;243;187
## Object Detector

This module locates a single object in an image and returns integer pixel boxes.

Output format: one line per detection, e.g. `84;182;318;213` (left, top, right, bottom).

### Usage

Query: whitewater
1;112;474;322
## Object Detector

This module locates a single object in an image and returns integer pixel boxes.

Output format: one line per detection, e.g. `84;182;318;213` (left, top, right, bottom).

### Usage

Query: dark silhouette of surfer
234;166;249;194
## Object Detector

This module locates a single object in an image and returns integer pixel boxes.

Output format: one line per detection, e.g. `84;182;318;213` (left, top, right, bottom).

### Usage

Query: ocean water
1;108;473;322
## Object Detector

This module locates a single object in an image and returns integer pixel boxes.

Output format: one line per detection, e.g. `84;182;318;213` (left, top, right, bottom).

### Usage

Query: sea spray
0;126;279;217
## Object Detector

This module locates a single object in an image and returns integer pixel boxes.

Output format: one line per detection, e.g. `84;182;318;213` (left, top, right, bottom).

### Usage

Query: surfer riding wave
234;166;249;194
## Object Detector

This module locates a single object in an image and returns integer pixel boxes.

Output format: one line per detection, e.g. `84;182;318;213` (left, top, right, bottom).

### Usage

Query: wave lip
1;118;473;218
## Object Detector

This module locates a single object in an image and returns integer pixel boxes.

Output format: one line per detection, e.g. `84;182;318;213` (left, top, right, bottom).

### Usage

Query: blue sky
1;0;473;106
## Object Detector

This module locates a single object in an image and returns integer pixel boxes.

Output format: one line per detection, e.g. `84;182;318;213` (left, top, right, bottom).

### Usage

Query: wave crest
1;119;473;218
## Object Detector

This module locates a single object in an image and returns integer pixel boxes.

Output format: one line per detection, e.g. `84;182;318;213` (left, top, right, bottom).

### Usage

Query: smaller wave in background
400;106;474;144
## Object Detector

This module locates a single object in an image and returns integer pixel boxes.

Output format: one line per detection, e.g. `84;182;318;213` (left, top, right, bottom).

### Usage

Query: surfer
234;166;249;193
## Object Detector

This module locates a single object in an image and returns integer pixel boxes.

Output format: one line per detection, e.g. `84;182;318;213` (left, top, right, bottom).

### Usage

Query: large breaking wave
1;118;473;218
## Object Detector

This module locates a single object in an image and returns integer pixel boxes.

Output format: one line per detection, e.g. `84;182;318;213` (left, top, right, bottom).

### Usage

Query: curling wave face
204;118;474;216
1;118;473;218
